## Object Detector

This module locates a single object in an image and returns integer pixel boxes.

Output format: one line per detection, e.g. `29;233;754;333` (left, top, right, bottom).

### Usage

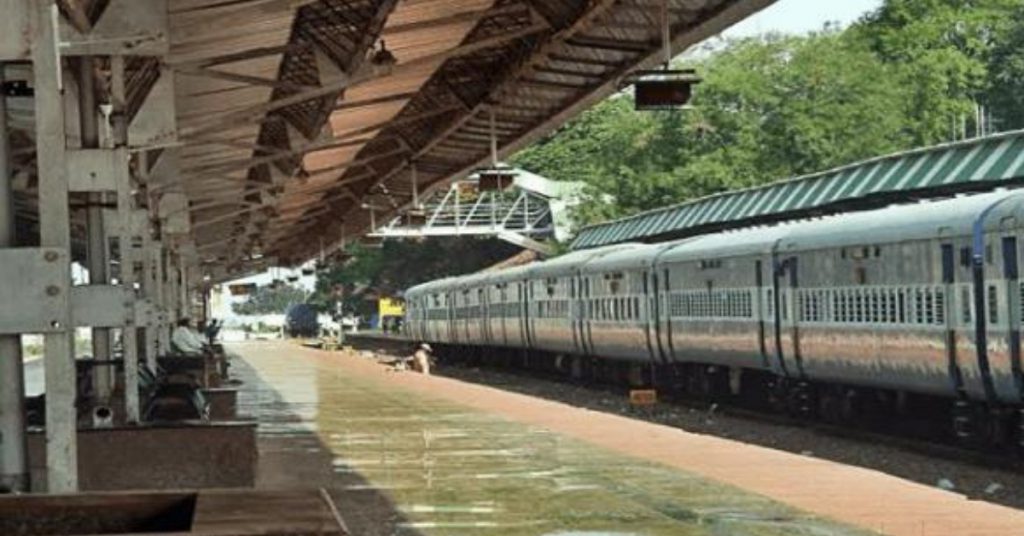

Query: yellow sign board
379;297;405;318
629;389;657;406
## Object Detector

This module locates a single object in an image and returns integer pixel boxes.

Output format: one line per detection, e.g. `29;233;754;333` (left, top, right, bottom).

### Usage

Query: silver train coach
405;191;1024;436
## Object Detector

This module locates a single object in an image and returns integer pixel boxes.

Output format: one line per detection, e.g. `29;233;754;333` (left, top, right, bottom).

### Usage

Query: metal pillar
0;65;28;492
34;0;78;492
78;56;113;399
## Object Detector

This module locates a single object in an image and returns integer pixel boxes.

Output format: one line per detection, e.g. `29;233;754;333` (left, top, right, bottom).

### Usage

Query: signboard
228;283;257;296
379;297;405;318
629;389;657;406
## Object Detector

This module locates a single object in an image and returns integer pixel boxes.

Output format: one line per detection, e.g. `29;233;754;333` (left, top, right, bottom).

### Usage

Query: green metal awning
570;130;1024;250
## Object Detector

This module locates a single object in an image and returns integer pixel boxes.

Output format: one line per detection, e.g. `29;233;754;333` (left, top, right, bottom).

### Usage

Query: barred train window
1020;281;1024;319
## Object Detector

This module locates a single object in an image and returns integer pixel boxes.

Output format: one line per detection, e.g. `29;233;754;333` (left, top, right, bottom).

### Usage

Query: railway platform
232;340;1024;536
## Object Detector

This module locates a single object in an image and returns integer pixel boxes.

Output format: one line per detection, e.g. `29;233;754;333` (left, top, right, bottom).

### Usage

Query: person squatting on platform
411;343;432;375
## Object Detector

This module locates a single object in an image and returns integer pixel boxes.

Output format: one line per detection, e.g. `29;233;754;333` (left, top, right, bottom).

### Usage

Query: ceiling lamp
370;40;397;75
624;0;702;111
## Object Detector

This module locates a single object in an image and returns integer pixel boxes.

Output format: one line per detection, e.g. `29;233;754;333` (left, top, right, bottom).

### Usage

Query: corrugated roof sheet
570;130;1024;250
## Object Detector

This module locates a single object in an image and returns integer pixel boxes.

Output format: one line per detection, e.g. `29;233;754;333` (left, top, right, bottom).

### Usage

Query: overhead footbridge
0;0;774;496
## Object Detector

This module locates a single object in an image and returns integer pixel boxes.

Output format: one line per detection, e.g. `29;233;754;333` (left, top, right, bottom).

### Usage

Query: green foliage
513;31;915;224
986;3;1024;130
853;0;1020;143
511;0;1024;226
231;284;307;316
310;239;519;316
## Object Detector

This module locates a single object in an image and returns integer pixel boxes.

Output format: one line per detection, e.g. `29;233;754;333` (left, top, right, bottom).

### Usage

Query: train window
855;267;867;285
634;297;641;319
853;290;861;322
1019;282;1024;319
870;290;880;323
988;285;998;323
960;247;972;267
874;246;882;258
841;248;847;259
961;287;972;323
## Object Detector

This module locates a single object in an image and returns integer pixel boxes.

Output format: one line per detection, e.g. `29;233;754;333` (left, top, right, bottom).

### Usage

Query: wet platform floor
233;341;871;536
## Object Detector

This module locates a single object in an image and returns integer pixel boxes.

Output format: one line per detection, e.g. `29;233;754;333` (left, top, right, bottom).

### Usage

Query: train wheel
952;399;974;441
818;386;846;424
785;381;816;419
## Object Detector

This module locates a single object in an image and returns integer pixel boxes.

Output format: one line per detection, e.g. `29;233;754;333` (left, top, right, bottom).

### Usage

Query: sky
722;0;884;37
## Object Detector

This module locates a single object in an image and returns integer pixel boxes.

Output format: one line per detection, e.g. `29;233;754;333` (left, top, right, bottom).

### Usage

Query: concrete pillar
110;55;139;422
154;243;169;354
142;234;158;370
78;56;114;400
0;65;28;492
34;0;78;492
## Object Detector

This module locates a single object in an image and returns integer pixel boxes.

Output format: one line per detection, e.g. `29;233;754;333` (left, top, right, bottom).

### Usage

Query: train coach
405;190;1024;450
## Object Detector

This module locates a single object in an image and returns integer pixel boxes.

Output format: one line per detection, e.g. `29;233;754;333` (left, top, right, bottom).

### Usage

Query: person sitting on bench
172;317;208;355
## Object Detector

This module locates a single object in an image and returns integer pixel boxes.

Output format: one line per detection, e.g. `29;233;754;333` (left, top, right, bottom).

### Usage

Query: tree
513;31;914;223
310;239;520;316
231;284;307;316
985;4;1024;130
852;0;1021;142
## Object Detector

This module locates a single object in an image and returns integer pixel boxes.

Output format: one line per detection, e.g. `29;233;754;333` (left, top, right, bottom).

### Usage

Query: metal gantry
368;169;584;254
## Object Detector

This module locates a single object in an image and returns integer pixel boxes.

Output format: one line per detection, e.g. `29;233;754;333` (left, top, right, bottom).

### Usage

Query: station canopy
570;129;1024;250
4;0;774;278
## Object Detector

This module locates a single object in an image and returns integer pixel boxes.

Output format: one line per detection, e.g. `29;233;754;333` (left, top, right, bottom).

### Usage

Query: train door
498;284;508;346
532;278;540;350
755;260;771;369
446;290;456;344
643;270;666;364
570;276;580;354
772;253;800;378
518;281;532;349
584;275;596;355
479;287;489;345
939;238;968;401
659;267;675;363
997;219;1024;402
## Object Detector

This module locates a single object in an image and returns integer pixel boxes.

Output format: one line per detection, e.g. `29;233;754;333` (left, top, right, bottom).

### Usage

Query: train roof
781;189;1023;251
406;277;458;297
580;242;678;274
659;189;1024;261
658;224;792;263
481;263;534;285
527;243;641;279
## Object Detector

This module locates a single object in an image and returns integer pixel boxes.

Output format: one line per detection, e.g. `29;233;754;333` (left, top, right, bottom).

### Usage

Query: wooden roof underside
6;0;773;274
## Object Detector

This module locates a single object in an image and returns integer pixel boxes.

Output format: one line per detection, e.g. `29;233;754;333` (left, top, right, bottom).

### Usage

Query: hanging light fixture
370;39;397;75
625;0;701;111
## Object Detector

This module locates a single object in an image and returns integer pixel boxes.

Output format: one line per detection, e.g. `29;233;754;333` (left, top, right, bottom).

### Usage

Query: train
404;190;1024;449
